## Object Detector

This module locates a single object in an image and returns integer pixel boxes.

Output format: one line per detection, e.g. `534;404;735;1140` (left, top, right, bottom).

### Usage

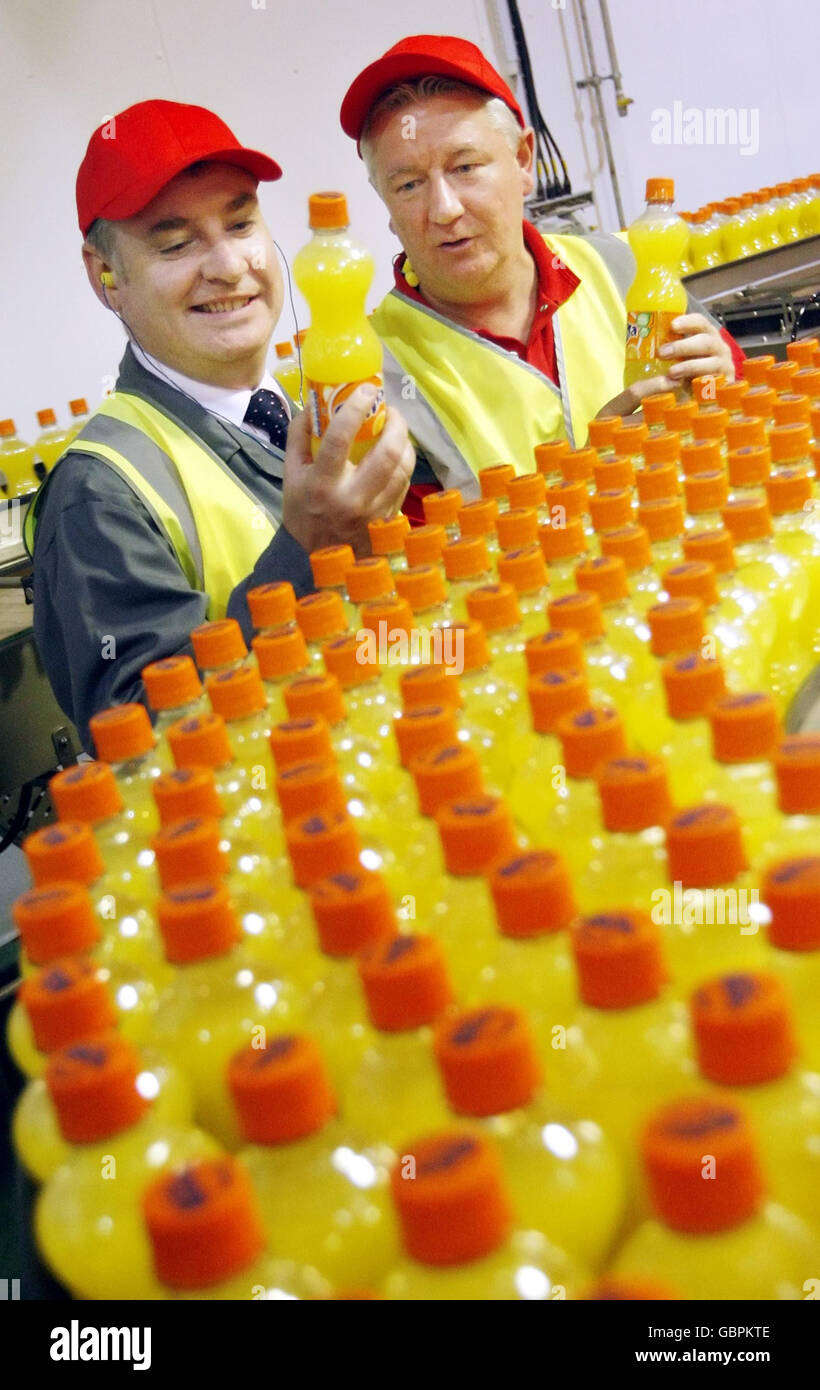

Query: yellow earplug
402;258;420;289
100;271;115;288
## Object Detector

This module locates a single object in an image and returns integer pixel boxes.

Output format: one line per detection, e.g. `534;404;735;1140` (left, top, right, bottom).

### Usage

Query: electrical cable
506;0;572;201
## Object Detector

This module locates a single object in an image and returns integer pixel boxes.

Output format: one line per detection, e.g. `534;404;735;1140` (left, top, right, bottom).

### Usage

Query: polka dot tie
243;388;290;451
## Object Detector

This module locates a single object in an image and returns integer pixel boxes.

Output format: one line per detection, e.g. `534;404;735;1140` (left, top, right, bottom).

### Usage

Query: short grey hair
359;76;523;186
85;216;125;274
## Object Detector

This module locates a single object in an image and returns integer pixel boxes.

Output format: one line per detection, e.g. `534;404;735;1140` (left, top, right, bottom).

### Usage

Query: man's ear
518;127;537;201
82;241;115;308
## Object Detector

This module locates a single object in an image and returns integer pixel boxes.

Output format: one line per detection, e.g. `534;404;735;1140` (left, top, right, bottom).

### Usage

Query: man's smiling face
104;162;281;388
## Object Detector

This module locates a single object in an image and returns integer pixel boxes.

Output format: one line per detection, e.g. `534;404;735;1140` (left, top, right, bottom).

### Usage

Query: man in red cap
340;35;742;514
26;100;413;749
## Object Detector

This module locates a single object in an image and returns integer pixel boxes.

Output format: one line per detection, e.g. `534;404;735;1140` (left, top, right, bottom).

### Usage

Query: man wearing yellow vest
340;35;743;518
27;100;413;749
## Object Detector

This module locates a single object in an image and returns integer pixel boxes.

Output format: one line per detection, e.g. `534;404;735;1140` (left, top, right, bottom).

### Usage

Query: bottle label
625;310;678;364
307;375;386;451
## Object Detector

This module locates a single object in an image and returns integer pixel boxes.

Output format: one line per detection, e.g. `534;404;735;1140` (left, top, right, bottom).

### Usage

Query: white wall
2;0;818;441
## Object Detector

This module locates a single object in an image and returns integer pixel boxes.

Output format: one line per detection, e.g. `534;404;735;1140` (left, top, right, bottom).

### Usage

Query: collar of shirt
129;339;291;445
391;220;580;363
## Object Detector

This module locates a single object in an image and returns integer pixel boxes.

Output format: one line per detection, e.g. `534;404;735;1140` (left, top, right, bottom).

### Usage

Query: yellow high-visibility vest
25;391;278;620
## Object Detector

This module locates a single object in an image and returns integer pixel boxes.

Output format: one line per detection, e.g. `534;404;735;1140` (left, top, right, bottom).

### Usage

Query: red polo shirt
393;221;745;524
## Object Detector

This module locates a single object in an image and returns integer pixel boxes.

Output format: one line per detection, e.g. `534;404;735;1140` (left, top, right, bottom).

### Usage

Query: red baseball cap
340;34;526;149
76;99;282;236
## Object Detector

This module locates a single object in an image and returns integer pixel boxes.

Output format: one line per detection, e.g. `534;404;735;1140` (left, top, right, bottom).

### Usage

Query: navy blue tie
243;388;289;451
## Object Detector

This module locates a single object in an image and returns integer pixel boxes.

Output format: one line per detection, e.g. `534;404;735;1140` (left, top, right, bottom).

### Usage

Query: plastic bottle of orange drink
33;408;73;477
624;179;688;389
760;857;820;1069
49;759;157;901
580;754;672;914
0;418;39;496
142;655;210;737
293;192;386;463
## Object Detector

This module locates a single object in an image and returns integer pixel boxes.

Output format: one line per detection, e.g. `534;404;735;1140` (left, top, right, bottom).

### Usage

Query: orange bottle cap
592;455;635;492
393;704;459;768
434;1006;542;1116
664;400;698;434
308;191;350;228
589;487;634;533
684;469;729;514
410;743;483;817
662;651;727;720
640;392;677;429
716;379;751;414
157;881;241;962
662;560;719;608
294;589;349;640
791;367;820;400
228;1035;337;1144
24;821;105;888
143;1157;267;1289
637;496;685;541
153;766;223;825
761;857;820;950
692;374;726;406
168;712;233;770
389;1131;512;1265
441;534;490;581
19;958;117;1053
309;868;396;956
534;439;570;474
275;759;346;822
206;665;267;721
422;488;462;527
721;494;773;541
571;911;666;1007
647;597;705;656
642;1097;764;1233
597;755;672;832
726;415;766;451
451;621;491;672
556;705;627;779
359;596;414;640
682;526;736;572
636;461;679;502
710;692;780;763
89;703;155;762
13;884;100;965
489;849;577;938
665;803;746;886
600;523;652;572
787;339;820;366
465;581;521;633
404;522;447;566
506;472;546;510
358;933;454;1030
274;341;292;358
643;430;681;466
561;446;597;483
282;672;345;725
692;408;729;444
585;1277;679;1301
309;544;356;589
646;176;675;200
246;580;296;630
587;418;620;450
50;761;123;825
609;423;647;462
269;715;335;770
743;384;776;419
691;973;796;1085
768;422;812;464
766;360;800;392
496;541;548;594
435;795;518;875
774;733;820;813
142;655;203;712
548;589;605;640
538;514;587;560
190;618;247;670
742;355;775;386
45;1033;151;1142
477;463;515;501
765;466;813;514
69;397;89;416
772;395;812;428
524;628;585;675
727;444;771;487
528;667;590;733
547;478;589;519
322;632;378;688
395;563;447;612
368;513;410;555
285;809;361;888
152;816;227;890
812;442;820;479
37;407;57;427
344;556;397;606
400;663;462;711
252;626;310;681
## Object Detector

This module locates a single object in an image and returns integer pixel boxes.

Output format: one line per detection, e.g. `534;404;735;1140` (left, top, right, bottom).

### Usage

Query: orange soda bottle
89;702;169;823
142;654;209;737
760;858;820;1068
